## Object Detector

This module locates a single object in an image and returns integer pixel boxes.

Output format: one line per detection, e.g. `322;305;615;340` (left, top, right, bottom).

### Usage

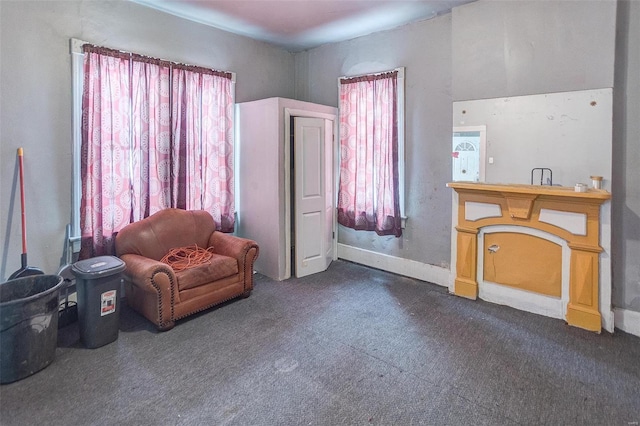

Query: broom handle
17;148;27;255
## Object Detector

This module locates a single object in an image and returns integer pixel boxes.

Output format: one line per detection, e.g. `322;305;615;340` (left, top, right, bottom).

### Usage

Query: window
71;40;235;258
336;68;405;237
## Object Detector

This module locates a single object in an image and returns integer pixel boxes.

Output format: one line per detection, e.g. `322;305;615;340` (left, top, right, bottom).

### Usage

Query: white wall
0;0;294;278
612;0;640;315
452;0;616;100
236;98;284;281
295;15;455;270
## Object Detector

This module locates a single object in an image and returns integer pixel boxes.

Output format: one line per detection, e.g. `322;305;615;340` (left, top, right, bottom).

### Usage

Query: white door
294;117;333;277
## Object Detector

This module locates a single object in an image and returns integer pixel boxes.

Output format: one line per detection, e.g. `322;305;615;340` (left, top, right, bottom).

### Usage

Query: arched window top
455;141;477;152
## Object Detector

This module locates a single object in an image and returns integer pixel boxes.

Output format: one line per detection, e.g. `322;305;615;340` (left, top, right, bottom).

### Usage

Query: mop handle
17;148;27;254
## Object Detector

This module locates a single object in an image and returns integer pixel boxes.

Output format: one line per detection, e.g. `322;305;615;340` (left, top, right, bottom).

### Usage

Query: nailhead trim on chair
150;268;176;329
174;293;243;321
245;245;259;292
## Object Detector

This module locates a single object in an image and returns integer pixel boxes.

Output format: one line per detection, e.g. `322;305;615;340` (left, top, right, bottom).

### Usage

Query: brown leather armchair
115;208;259;331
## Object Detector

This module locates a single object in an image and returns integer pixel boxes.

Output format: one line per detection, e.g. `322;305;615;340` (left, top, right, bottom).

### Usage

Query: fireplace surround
448;182;611;333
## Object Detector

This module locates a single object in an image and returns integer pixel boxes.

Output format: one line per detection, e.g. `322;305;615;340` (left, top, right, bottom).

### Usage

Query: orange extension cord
160;245;215;272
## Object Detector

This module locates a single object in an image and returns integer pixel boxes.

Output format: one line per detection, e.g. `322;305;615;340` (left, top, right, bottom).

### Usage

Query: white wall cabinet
236;97;338;280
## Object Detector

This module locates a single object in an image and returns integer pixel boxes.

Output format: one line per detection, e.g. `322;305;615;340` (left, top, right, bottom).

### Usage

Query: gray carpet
1;260;639;425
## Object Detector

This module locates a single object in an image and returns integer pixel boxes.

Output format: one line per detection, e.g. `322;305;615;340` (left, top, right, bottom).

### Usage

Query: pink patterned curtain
171;67;202;211
80;46;235;258
130;56;172;220
171;66;235;232
80;47;132;258
337;71;402;237
200;72;235;231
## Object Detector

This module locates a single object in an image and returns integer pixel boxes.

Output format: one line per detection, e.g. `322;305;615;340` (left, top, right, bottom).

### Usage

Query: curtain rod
338;67;405;84
69;38;236;81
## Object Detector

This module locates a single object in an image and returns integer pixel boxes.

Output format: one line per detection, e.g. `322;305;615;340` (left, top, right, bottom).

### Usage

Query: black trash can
0;275;64;384
72;256;125;349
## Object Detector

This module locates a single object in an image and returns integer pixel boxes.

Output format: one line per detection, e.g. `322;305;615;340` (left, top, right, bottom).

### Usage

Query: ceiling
130;0;472;52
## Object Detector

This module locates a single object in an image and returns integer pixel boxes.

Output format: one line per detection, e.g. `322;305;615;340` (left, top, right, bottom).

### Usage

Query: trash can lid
72;256;125;279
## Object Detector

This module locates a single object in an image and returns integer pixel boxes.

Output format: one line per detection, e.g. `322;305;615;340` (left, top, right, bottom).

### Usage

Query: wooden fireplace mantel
448;182;610;200
447;182;611;332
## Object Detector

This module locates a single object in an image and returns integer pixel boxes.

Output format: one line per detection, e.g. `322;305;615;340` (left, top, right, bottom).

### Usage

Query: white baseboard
614;307;640;337
479;281;564;320
337;243;450;287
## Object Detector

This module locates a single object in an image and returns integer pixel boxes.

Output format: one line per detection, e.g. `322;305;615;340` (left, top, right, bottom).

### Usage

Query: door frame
284;108;338;279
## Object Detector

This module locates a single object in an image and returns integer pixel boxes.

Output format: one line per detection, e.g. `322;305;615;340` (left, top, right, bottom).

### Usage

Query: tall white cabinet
236;97;338;281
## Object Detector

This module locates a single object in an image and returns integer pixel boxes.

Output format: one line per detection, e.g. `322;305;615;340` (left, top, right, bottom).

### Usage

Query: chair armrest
208;232;259;292
208;232;258;261
120;254;176;288
119;253;179;326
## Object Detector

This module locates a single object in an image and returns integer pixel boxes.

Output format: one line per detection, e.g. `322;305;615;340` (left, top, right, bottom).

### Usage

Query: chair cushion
175;254;239;291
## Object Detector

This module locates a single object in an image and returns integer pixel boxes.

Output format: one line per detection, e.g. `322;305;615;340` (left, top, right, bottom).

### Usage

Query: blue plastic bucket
0;275;64;384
